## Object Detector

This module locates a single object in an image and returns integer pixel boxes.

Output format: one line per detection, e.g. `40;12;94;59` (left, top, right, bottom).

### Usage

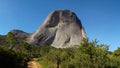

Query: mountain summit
27;10;86;48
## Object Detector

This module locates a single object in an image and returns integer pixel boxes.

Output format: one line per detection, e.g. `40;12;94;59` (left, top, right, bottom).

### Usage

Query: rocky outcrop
10;30;30;39
27;10;86;48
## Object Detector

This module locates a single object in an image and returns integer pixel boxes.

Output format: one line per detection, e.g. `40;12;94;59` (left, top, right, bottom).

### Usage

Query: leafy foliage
0;46;30;68
37;38;120;68
1;33;120;68
6;32;17;49
0;32;41;68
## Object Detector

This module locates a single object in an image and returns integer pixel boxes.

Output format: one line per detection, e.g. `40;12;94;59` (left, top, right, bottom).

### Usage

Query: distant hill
10;30;30;39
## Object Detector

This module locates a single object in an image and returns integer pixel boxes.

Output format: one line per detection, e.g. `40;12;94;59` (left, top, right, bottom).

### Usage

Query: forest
0;32;120;68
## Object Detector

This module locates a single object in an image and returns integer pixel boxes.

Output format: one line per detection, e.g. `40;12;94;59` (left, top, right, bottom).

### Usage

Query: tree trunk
57;60;60;68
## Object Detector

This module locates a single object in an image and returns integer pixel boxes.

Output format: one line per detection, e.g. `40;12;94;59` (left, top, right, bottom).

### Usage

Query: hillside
0;10;120;68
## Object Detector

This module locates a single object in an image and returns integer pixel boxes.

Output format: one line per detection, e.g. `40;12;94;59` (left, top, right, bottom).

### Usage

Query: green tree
111;47;120;67
39;46;51;56
0;46;30;68
113;47;120;57
47;48;61;68
74;38;109;68
47;48;70;68
6;32;17;49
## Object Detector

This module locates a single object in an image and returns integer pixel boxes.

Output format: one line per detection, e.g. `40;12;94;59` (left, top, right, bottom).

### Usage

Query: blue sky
0;0;120;51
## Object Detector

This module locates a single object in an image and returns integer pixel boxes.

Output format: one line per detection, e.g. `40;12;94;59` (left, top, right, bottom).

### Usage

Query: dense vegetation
38;39;120;68
0;32;120;68
0;32;41;68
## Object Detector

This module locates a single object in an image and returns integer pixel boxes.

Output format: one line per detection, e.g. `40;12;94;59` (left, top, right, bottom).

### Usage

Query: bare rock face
27;10;86;48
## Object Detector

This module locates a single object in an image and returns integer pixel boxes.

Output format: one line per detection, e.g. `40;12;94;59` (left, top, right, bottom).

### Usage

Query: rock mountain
27;10;86;48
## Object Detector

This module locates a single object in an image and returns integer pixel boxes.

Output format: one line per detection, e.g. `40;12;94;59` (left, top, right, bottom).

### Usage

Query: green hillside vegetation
0;32;120;68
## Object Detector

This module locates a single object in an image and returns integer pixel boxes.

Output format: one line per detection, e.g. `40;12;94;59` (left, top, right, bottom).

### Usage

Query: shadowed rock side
27;10;86;48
